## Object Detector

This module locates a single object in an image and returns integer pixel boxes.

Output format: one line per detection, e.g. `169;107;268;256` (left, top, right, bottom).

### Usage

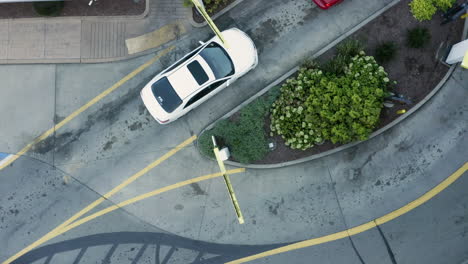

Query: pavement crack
376;224;398;264
326;165;366;264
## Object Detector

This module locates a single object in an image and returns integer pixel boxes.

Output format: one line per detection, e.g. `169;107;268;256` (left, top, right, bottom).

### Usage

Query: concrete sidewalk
0;0;191;64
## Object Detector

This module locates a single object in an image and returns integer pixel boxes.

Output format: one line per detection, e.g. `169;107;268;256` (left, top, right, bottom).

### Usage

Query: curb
188;0;246;28
198;0;466;169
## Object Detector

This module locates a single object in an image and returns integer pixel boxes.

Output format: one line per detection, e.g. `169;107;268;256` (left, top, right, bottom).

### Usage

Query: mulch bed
0;0;145;18
192;0;236;24
227;0;464;164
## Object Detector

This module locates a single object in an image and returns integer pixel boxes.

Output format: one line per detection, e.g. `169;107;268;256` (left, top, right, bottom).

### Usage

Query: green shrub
406;27;431;48
183;0;193;7
322;54;349;75
301;58;320;70
375;42;398;63
409;0;455;21
270;52;389;148
434;0;456;11
198;87;280;164
337;39;364;58
33;1;64;16
187;0;229;13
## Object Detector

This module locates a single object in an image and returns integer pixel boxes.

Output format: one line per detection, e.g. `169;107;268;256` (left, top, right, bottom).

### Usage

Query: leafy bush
322;54;349;75
183;0;193;7
434;0;456;11
375;42;398;63
33;1;64;16
185;0;229;13
337;39;364;58
301;58;320;70
406;27;431;48
322;39;364;75
198;87;280;164
409;0;455;21
270;52;389;149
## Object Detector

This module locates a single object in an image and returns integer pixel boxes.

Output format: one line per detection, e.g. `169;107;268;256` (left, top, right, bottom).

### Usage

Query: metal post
189;0;228;47
212;136;244;224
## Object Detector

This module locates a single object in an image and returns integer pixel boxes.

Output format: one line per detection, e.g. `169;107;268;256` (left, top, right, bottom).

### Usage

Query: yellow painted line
126;22;186;55
2;135;195;264
47;168;246;238
0;46;174;172
226;162;468;264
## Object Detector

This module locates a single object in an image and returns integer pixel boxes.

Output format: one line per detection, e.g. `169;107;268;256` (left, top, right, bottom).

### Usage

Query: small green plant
301;58;320;70
406;27;431;48
322;54;349;75
409;0;456;21
198;87;280;164
33;1;64;16
183;0;193;7
434;0;456;11
337;39;364;58
375;42;398;63
186;0;229;13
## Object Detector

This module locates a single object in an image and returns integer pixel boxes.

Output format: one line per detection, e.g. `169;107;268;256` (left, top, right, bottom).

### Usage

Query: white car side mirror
199;41;205;45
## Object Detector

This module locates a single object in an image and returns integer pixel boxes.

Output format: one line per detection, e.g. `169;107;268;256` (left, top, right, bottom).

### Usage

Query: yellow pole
190;0;228;46
462;51;468;69
212;137;244;224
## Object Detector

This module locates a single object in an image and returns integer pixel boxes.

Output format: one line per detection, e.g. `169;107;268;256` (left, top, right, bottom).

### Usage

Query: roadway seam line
326;165;366;264
6;168;246;264
0;45;174;172
2;135;195;264
225;162;468;264
376;224;398;264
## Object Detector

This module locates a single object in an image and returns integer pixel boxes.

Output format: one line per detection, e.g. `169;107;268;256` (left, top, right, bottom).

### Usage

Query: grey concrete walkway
0;0;191;64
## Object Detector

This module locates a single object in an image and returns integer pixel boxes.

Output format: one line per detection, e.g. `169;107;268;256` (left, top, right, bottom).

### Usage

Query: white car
141;28;258;124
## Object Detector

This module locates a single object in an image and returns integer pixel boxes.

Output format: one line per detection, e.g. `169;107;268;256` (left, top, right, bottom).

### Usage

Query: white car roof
166;55;215;100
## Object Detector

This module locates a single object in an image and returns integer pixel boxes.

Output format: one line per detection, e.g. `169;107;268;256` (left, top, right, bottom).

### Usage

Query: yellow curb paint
226;162;468;264
0;46;174;172
2;135;195;264
126;22;186;55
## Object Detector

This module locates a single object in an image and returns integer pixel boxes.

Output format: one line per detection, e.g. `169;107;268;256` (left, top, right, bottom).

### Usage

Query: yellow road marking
44;168;246;239
226;162;468;264
2;135;195;264
0;46;175;172
126;22;186;55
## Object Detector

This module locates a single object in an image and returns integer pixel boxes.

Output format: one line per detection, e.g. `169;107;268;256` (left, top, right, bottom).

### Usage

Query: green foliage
301;58;320;70
375;42;398;63
409;0;455;21
406;27;431;48
434;0;456;11
33;1;64;16
198;87;280;164
183;0;229;13
203;0;229;13
183;0;193;7
270;51;389;148
322;54;349;75
337;39;364;58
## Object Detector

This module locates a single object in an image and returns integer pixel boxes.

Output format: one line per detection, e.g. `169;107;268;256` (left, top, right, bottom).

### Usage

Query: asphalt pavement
0;0;467;263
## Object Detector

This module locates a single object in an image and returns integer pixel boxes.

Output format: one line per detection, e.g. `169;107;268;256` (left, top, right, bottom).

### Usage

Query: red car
312;0;343;9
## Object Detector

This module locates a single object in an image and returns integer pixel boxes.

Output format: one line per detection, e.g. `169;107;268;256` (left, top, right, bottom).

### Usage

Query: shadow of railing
14;232;284;264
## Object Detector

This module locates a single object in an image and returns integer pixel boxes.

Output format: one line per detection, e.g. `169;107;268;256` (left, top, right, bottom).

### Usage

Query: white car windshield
199;42;234;79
